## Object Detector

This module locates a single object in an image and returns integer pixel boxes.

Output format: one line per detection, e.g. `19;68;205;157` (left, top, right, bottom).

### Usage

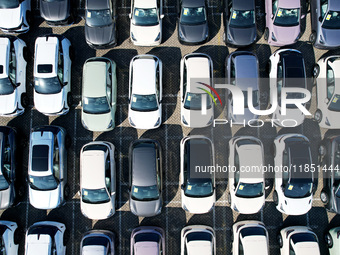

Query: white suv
0;36;28;116
0;0;31;34
33;35;73;116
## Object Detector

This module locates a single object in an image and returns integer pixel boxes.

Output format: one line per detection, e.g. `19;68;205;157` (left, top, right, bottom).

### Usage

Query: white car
0;221;19;255
25;221;66;255
0;0;31;34
268;49;307;126
129;0;164;46
33;35;73;116
273;134;315;215
181;225;216;255
180;136;215;214
277;226;320;255
180;53;214;128
232;221;269;255
0;36;28;116
325;227;340;255
128;55;162;129
228;136;265;214
313;56;340;128
80;141;116;220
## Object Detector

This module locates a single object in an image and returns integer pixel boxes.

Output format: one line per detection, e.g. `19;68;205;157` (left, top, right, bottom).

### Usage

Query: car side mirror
30;82;34;87
271;14;274;19
160;14;165;19
63;82;68;87
15;82;21;87
324;98;329;104
129;13;132;19
319;16;323;22
265;179;271;190
301;14;306;19
181;184;184;190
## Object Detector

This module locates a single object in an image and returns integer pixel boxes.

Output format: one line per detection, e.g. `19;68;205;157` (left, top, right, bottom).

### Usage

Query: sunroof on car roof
32;145;49;171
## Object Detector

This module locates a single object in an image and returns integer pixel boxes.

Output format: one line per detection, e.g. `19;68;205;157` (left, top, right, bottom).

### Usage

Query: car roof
81;150;106;189
134;0;157;8
134;241;159;255
83;61;108;97
186;56;210;93
182;0;205;8
233;54;258;90
232;0;255;11
86;0;110;10
292;242;320;255
328;59;340;94
26;234;52;255
132;146;157;186
34;36;58;78
0;38;10;78
240;236;268;255
236;144;264;182
328;0;340;10
278;0;300;9
82;246;107;255
187;241;213;255
132;58;156;95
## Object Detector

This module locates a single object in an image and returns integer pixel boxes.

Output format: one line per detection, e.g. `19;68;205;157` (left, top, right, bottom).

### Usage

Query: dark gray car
85;0;117;49
40;0;74;26
129;139;162;217
223;0;257;47
177;0;209;44
310;0;340;49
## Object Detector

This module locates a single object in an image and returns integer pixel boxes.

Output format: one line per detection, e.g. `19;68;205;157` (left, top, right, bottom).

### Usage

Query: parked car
180;53;214;128
226;51;260;124
28;126;69;210
40;0;74;26
180;225;216;255
0;36;28;116
129;139;162;217
318;135;340;213
268;49;307;126
223;0;257;47
264;0;304;46
129;0;163;46
313;55;340;128
0;0;31;34
177;0;209;44
325;227;340;255
85;0;117;48
0;220;19;255
25;221;67;255
80;230;115;255
0;127;18;210
81;57;117;132
130;226;165;255
128;55;162;129
228;136;265;214
180;136;215;214
33;35;73;116
80;141;116;220
310;0;340;49
273;134;316;215
277;226;320;255
232;221;269;255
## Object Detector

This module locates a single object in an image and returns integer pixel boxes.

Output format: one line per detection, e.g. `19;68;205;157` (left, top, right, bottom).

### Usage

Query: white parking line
71;109;78;255
165;104;169;255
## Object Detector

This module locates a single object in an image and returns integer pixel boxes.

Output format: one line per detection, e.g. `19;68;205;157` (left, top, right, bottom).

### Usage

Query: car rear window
83;236;110;247
0;65;3;74
135;233;160;243
32;145;49;171
240;227;266;238
291;233;317;244
37;64;53;74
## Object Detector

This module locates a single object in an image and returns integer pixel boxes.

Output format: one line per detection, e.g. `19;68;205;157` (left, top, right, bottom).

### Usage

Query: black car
319;135;340;214
223;0;257;47
85;0;117;49
177;0;209;44
40;0;74;26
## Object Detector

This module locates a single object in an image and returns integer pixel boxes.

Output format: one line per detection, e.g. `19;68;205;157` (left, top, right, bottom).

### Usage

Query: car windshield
328;94;340;112
131;185;159;201
82;188;110;204
83;96;110;114
322;11;340;29
284;92;305;109
29;175;58;191
0;0;19;9
284;179;313;198
243;90;259;108
184;179;213;198
132;8;159;26
86;9;112;27
184;92;212;110
229;10;255;28
274;8;299;27
0;175;9;191
180;7;207;25
235;182;263;198
0;77;15;95
130;94;158;112
34;77;62;94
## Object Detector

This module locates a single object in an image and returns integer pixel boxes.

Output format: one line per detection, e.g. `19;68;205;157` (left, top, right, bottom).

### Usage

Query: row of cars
1;0;340;48
0;220;339;255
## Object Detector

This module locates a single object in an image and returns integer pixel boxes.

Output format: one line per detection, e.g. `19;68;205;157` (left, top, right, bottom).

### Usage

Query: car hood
230;107;258;124
228;26;256;46
0;93;17;115
321;109;340;128
85;24;115;46
40;0;69;21
179;23;208;43
281;196;312;215
232;195;264;214
130;198;162;217
182;107;213;127
82;111;113;132
131;24;160;44
320;28;340;47
272;25;300;45
34;91;64;114
0;187;11;210
0;5;22;29
273;107;305;126
182;193;215;214
29;186;61;210
81;200;114;220
129;108;161;129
